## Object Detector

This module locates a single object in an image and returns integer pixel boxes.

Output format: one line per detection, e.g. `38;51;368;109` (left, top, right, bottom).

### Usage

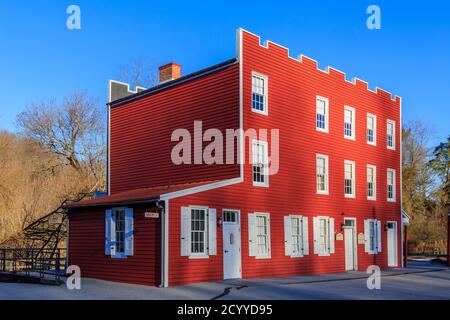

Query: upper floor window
316;154;329;195
387;119;395;150
367;164;376;200
252;140;269;187
344;106;356;140
387;169;396;202
367;113;377;146
344;160;356;198
252;72;268;115
316;96;329;133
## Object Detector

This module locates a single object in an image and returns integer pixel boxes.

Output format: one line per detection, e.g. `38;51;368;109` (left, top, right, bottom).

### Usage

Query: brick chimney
159;62;181;83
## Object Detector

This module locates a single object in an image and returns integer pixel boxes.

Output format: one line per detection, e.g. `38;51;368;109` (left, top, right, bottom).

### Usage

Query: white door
344;219;357;271
222;210;242;279
387;221;398;267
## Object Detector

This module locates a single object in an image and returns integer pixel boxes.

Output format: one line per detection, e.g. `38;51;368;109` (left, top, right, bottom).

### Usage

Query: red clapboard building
66;29;408;287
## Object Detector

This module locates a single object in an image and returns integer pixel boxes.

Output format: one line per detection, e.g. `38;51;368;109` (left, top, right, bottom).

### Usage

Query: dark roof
109;58;238;108
64;180;218;209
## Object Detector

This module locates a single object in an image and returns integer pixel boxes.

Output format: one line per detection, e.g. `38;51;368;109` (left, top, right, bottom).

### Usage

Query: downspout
159;199;169;287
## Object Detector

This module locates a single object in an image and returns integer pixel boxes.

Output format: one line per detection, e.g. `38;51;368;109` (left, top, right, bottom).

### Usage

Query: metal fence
0;248;66;282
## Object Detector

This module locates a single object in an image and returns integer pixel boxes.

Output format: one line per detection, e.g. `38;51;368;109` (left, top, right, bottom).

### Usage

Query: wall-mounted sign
357;233;365;244
145;211;159;219
335;233;343;241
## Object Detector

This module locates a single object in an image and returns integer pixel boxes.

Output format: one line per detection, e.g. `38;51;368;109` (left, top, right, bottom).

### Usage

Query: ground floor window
191;208;207;254
248;212;271;258
313;216;335;256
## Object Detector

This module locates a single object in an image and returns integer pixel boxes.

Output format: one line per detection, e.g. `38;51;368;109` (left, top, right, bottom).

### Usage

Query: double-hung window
180;206;217;258
248;212;271;258
105;207;134;258
364;219;381;254
252;140;269;187
313;216;335;256
252;72;268;115
316;154;329;195
191;208;207;254
344;160;356;198
367;164;376;200
316;96;329;133
367;113;377;145
284;215;309;257
387;119;395;150
344;106;356;140
387;169;396;202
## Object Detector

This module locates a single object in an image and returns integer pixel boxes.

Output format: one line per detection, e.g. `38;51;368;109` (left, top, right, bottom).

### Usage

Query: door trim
387;220;398;267
222;209;242;280
343;217;358;271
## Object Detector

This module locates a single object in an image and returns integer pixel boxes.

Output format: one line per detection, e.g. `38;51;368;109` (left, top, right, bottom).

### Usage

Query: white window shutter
313;217;319;255
284;216;292;256
302;216;309;255
105;209;112;256
180;207;191;256
208;208;217;255
124;208;134;256
364;219;370;253
376;220;382;253
248;213;257;256
329;218;335;254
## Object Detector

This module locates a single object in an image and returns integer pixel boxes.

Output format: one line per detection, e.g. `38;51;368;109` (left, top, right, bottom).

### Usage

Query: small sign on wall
145;211;159;219
335;233;344;241
357;233;365;244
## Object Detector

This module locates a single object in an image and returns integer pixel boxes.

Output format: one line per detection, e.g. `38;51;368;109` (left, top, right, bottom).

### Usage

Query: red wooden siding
109;63;240;194
68;204;161;286
166;30;401;286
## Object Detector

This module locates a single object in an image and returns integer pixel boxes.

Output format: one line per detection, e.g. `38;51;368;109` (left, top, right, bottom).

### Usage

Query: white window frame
387;169;396;202
252;140;269;187
251;72;268;116
386;119;396;150
189;206;209;259
367;113;377;146
344;160;356;198
344;105;356;141
367;164;377;201
316;154;329;195
317;216;331;256
255;212;271;259
316;96;329;133
367;219;378;254
291;215;304;257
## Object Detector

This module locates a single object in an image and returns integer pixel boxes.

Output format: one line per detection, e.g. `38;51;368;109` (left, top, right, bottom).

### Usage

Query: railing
0;248;66;282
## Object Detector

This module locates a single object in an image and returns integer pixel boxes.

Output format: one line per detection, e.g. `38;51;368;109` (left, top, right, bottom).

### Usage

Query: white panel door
387;222;398;267
344;228;354;271
223;211;242;279
344;219;357;271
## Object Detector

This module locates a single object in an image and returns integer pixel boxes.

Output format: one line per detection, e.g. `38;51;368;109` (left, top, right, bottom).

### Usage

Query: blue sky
0;0;448;145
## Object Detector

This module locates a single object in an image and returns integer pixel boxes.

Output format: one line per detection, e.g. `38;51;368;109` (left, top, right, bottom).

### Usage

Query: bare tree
16;92;106;183
119;57;159;88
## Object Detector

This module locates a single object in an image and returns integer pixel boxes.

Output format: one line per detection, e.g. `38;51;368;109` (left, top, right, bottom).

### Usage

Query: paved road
0;261;448;300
